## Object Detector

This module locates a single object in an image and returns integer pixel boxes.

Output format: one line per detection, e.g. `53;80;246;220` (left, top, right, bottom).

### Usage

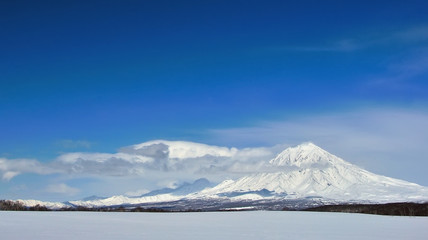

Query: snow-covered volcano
197;143;428;203
15;142;428;209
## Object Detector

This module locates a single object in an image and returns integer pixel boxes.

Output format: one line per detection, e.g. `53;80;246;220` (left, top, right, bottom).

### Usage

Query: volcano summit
16;142;428;210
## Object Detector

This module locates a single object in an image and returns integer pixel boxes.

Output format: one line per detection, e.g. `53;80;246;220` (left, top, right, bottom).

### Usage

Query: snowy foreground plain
1;211;427;240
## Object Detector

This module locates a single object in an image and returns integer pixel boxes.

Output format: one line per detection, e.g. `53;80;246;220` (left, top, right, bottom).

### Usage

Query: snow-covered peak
269;142;346;168
122;140;238;159
16;199;69;210
14;142;428;209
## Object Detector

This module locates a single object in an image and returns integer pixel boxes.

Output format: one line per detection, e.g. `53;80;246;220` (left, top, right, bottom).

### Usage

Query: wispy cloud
209;108;428;184
265;25;428;93
392;26;428;43
365;50;428;89
45;183;79;196
0;158;58;181
271;25;428;53
210;109;428;154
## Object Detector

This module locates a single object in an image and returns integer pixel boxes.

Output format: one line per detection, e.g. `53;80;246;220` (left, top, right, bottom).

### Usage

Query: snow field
1;211;427;240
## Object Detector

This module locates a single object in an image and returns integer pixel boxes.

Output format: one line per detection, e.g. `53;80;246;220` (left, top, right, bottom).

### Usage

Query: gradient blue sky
1;0;428;201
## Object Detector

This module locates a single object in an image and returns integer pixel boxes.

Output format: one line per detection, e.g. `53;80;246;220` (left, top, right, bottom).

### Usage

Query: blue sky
1;0;428;201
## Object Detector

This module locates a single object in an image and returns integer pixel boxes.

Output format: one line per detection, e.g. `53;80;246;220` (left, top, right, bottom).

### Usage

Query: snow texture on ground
1;211;427;240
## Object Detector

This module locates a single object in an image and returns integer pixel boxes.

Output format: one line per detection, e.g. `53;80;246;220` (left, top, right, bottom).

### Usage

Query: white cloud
234;147;279;160
45;183;80;196
0;158;58;181
124;140;238;159
48;140;281;180
2;171;20;181
53;152;153;176
56;152;152;164
0;141;277;184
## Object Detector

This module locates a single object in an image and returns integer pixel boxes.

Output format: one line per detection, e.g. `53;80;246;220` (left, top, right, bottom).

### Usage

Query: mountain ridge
12;142;428;209
198;142;427;202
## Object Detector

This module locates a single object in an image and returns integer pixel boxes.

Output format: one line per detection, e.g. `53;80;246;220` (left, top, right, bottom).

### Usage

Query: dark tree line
3;198;427;215
0;200;27;211
0;200;48;211
0;200;200;212
302;202;428;216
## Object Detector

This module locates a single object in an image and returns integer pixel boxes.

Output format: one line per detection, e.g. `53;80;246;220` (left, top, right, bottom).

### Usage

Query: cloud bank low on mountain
55;140;279;176
0;140;281;181
14;142;428;209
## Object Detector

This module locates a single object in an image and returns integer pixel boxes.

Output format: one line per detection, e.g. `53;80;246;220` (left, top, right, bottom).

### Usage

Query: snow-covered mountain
15;199;69;210
13;142;428;209
67;178;213;208
197;143;428;203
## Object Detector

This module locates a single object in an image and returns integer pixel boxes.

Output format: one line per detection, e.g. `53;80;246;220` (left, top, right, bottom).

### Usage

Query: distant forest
1;200;427;216
303;202;428;216
0;200;193;213
0;200;49;211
